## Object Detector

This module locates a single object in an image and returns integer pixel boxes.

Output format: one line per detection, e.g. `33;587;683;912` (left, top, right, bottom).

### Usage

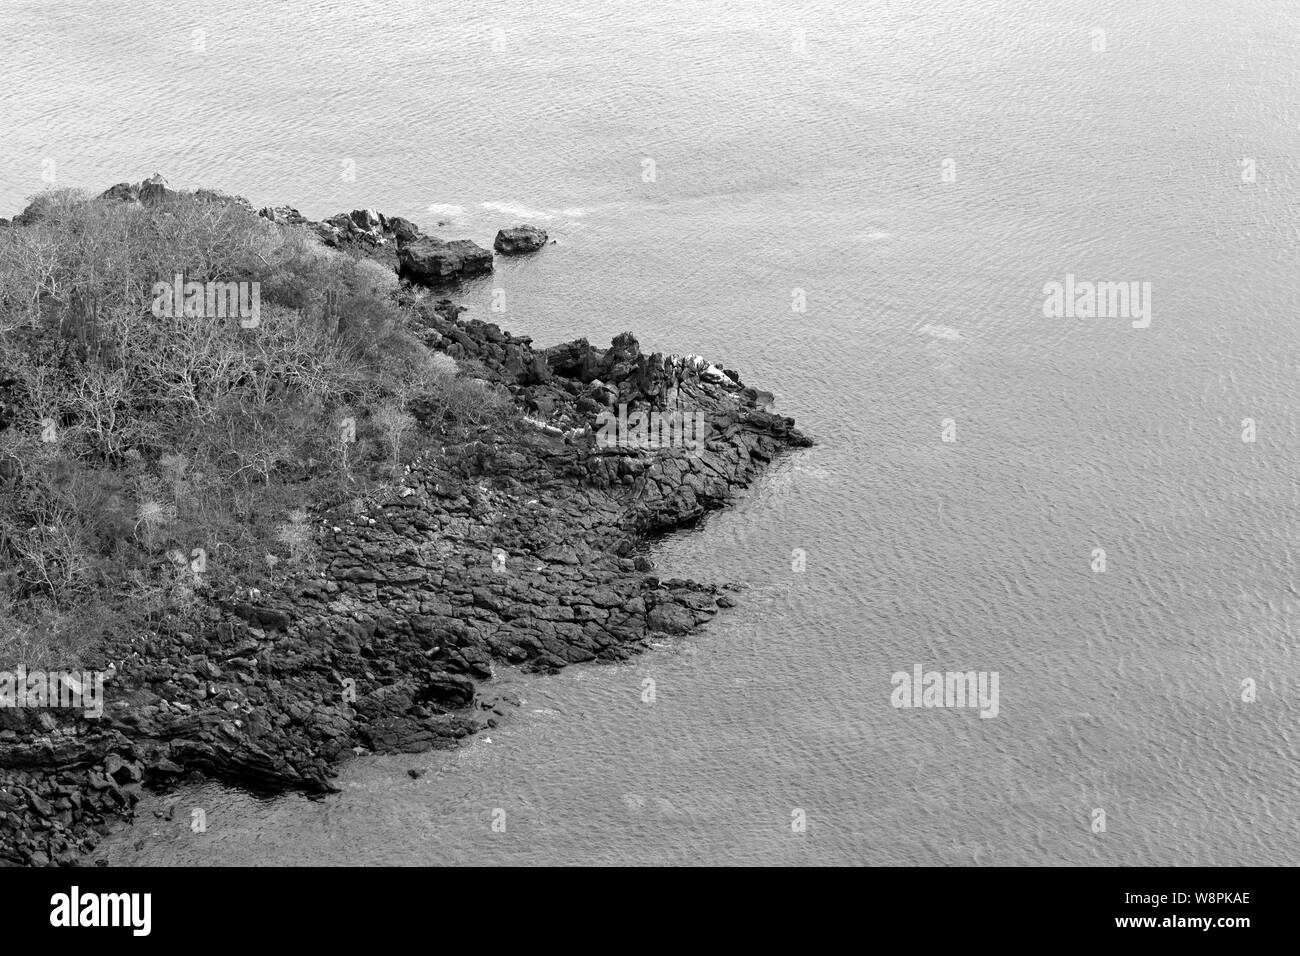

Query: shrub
0;191;512;660
0;186;522;664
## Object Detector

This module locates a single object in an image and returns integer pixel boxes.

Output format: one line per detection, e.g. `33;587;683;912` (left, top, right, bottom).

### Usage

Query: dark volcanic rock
398;237;494;283
388;216;421;244
97;177;250;212
193;188;252;209
349;207;382;232
11;198;51;227
138;173;176;204
258;204;308;225
99;182;140;203
494;225;548;255
0;181;811;868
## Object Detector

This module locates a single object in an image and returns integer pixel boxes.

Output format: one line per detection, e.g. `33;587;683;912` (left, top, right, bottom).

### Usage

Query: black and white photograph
0;0;1288;936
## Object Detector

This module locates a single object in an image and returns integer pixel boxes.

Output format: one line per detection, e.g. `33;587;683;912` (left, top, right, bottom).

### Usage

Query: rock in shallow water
494;225;548;255
398;236;494;283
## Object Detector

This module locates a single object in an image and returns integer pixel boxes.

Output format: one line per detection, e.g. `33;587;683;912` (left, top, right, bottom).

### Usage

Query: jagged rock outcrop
100;182;140;203
137;173;175;204
0;185;809;867
257;204;309;225
301;207;492;283
99;177;250;211
398;237;494;283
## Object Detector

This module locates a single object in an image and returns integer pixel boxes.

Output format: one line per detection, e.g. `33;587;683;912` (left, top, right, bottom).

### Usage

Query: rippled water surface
4;0;1298;865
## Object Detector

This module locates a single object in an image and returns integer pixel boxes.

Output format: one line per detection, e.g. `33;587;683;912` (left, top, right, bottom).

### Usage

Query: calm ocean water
4;0;1298;865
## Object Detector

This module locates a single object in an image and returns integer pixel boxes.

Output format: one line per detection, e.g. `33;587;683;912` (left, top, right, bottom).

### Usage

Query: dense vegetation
0;189;509;668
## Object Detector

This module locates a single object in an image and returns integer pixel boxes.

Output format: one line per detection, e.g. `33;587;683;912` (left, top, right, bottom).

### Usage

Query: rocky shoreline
0;178;810;866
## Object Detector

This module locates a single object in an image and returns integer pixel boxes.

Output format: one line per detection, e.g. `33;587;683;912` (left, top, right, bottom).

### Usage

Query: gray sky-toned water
5;0;1297;865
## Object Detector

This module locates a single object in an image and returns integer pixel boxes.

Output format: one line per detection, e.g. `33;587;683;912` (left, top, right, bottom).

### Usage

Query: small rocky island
0;176;808;866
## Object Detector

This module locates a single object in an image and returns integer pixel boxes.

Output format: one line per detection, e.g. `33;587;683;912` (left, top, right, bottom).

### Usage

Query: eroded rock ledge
0;179;809;866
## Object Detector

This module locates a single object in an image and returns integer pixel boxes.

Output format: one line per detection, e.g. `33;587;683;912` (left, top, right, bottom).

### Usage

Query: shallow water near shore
6;0;1300;864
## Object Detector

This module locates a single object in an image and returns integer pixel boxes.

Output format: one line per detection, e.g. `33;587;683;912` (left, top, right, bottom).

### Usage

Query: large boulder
445;239;494;273
493;225;548;255
417;672;476;709
546;338;600;382
138;173;176;204
398;237;493;284
349;208;382;232
100;182;140;202
321;212;360;234
388;216;421;245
